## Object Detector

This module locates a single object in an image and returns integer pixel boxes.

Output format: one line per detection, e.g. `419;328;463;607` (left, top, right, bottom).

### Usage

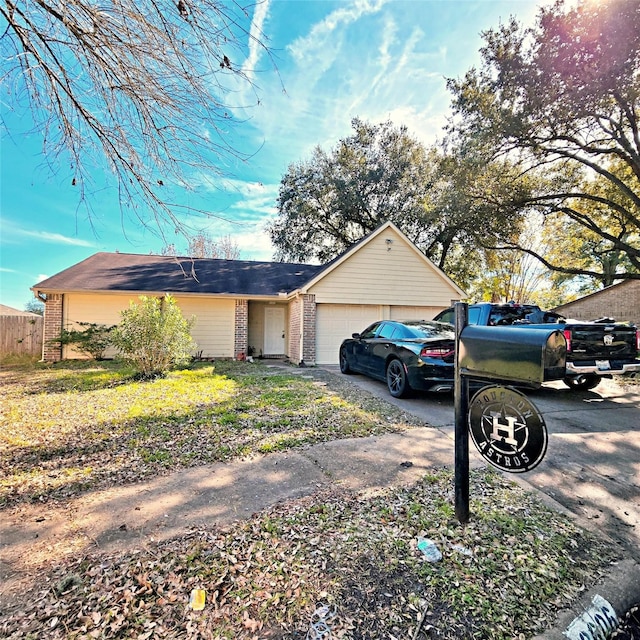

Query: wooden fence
0;315;44;358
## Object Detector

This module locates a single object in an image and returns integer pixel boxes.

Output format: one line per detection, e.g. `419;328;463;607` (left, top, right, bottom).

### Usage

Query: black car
339;320;456;397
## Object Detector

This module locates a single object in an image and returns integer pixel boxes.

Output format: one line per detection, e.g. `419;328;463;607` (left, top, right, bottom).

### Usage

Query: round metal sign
468;385;548;473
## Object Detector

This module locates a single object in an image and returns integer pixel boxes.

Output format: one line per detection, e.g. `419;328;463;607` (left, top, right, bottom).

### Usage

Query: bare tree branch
1;0;280;238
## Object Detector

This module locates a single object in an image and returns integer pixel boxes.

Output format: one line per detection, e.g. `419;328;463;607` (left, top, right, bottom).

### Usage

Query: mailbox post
453;303;567;524
454;303;470;524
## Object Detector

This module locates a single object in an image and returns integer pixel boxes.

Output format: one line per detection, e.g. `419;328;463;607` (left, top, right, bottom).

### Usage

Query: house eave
32;287;294;302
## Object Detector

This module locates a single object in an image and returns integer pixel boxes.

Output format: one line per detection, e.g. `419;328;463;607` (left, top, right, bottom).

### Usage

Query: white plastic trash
417;537;442;562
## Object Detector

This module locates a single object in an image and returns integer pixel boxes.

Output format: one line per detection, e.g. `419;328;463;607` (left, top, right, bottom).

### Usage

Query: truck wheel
339;347;352;374
563;374;601;391
387;359;411;398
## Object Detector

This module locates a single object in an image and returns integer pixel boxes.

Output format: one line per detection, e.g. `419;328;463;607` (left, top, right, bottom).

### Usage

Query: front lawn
0;359;420;507
0;360;621;639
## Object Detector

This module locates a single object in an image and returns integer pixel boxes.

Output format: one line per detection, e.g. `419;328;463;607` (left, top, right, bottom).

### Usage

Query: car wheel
339;347;352;374
563;374;600;391
386;359;410;398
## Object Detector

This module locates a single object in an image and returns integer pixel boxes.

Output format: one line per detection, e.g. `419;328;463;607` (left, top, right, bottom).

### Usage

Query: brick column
288;298;302;365
301;294;316;365
43;294;63;362
234;299;248;359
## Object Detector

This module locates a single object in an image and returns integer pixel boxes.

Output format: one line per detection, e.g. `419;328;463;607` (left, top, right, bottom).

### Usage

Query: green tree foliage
465;219;552;304
446;0;640;286
111;295;195;378
426;152;526;285
269;119;434;263
540;161;639;288
268;118;517;272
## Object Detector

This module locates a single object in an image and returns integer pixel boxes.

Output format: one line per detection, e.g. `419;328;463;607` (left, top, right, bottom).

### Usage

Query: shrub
50;323;115;360
111;295;195;378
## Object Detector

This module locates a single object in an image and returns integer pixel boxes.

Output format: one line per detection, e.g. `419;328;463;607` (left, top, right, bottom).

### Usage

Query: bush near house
111;294;195;378
48;322;115;360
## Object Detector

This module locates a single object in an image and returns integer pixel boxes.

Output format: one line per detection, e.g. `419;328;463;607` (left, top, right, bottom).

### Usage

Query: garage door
390;306;442;322
315;304;383;365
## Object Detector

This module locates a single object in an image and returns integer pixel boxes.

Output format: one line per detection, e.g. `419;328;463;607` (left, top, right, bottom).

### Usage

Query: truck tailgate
568;324;637;359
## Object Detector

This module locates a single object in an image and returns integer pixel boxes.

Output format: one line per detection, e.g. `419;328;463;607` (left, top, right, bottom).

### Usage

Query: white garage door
316;304;383;365
390;306;442;321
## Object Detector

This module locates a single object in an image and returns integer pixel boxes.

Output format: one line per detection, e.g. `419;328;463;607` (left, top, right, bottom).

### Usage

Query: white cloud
234;225;276;261
288;0;387;63
0;218;95;247
244;0;272;80
26;231;95;247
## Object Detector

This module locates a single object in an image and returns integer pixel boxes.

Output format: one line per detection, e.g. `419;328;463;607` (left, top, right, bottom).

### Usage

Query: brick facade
43;293;63;362
234;299;248;359
553;280;640;326
287;297;302;365
301;294;316;365
284;294;316;365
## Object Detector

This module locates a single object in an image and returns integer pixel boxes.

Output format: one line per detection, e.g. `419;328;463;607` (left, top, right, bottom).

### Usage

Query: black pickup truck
433;303;640;391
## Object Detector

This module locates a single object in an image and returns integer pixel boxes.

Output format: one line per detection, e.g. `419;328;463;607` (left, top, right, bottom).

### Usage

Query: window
359;323;380;339
377;323;397;339
435;309;454;324
468;307;481;324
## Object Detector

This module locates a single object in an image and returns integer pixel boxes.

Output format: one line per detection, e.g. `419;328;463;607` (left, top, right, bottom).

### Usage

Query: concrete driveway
322;366;640;559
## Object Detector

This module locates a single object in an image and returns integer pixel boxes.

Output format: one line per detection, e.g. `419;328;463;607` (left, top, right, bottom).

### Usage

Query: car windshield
400;321;454;339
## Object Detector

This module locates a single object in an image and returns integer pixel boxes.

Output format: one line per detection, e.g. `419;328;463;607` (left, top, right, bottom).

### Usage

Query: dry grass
0;359;419;508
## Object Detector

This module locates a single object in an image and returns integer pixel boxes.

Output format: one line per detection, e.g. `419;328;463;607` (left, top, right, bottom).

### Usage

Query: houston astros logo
468;385;548;473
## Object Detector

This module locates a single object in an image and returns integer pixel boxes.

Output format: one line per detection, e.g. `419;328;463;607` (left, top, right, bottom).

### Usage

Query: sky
0;0;545;311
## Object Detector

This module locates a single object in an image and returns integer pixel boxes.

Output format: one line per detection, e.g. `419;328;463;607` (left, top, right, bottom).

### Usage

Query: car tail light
420;346;455;359
636;328;640;352
563;329;572;353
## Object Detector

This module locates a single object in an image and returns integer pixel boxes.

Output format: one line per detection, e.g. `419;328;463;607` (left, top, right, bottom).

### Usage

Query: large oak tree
446;0;640;286
268;118;517;277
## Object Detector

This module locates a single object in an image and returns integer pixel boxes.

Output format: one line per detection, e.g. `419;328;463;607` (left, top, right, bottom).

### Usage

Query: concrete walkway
0;426;461;563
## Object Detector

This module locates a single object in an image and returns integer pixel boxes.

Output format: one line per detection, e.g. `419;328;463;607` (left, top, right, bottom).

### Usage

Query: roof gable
299;221;465;297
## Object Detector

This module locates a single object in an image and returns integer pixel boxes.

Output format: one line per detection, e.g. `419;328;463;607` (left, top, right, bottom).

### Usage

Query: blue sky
0;0;543;311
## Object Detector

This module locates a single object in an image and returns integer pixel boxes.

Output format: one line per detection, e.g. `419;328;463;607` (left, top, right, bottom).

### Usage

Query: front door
264;306;285;355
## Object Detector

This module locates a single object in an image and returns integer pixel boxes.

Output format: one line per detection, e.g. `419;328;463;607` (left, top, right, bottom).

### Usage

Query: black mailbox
458;326;566;386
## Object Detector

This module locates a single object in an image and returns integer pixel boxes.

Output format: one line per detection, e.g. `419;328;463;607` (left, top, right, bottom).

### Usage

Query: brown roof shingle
33;253;325;297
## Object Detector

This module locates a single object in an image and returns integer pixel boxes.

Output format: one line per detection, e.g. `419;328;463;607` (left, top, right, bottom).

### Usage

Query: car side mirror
352;332;361;339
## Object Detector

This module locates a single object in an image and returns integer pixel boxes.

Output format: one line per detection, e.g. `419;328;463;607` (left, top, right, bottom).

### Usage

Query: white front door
264;306;285;355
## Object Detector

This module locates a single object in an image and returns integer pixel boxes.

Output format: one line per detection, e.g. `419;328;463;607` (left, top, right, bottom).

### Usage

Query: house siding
390;306;444;321
308;227;461;306
59;293;235;360
177;297;235;359
553;280;640;326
